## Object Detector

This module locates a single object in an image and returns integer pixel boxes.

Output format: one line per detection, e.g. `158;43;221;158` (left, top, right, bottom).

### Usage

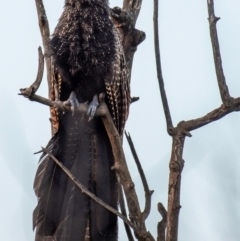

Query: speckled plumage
50;0;130;135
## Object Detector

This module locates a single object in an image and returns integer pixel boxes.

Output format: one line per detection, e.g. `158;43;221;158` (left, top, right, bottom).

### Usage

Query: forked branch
19;47;44;97
153;0;240;241
125;131;154;222
100;99;155;241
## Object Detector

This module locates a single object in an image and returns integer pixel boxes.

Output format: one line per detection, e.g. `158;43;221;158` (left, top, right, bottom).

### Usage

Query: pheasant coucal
33;0;130;240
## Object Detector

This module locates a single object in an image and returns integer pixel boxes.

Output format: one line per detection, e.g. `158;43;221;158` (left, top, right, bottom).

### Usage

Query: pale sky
0;0;240;240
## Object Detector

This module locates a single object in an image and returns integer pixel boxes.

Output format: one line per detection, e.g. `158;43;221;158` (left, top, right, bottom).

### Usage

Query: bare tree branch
166;134;185;241
19;91;84;113
207;0;233;106
153;2;183;237
119;185;135;241
153;1;240;240
19;91;121;121
182;99;240;132
35;0;51;98
125;131;154;222
99;97;155;241
153;0;174;135
111;0;146;80
157;203;167;241
35;0;56;135
131;96;140;103
122;0;143;24
20;47;44;97
42;147;139;234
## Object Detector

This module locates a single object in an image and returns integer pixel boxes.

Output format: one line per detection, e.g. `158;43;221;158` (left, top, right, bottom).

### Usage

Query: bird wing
105;27;131;136
49;61;62;134
33;134;59;231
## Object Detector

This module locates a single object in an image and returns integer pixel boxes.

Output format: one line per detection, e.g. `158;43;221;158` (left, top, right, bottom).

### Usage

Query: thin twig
18;92;114;118
35;0;52;97
153;0;174;135
125;131;154;222
119;184;135;241
19;47;44;97
131;96;140;103
42;147;139;233
207;0;233;106
157;203;167;241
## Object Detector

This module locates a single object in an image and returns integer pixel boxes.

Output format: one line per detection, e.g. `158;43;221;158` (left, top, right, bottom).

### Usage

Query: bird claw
64;91;79;115
87;95;99;121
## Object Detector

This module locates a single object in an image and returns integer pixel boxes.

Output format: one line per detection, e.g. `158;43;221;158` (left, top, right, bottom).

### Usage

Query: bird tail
33;111;118;241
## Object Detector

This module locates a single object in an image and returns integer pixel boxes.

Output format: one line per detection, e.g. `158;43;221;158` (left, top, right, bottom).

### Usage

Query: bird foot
87;95;99;121
63;91;79;115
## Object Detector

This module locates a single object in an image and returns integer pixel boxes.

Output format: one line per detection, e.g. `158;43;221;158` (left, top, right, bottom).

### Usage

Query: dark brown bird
33;0;130;241
50;0;130;135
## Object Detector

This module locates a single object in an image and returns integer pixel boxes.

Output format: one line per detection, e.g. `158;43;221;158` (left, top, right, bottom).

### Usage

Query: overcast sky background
0;0;240;240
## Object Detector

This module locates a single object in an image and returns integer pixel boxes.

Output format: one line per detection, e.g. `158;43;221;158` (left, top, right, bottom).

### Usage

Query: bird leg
87;94;99;121
63;91;80;115
63;92;99;120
